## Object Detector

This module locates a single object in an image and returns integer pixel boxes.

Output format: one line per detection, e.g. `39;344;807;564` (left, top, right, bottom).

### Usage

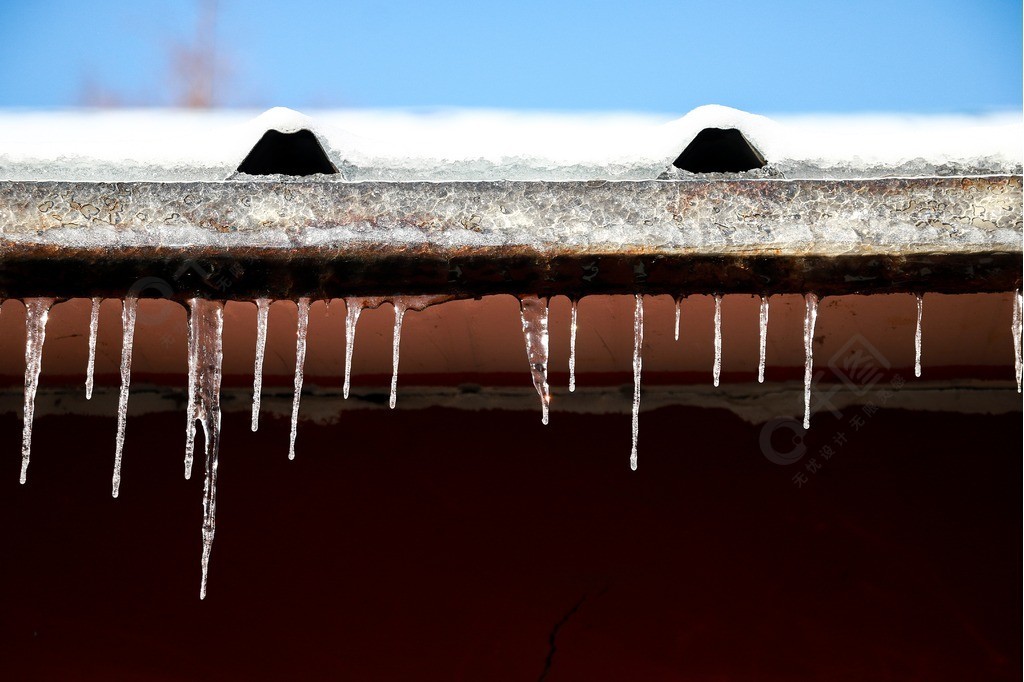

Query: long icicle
184;298;200;480
20;298;55;485
288;298;311;460
712;294;723;387
758;295;769;384
519;295;551;424
1012;289;1022;393
803;293;819;430
85;297;101;400
193;300;225;600
343;298;365;399
674;296;681;342
914;294;924;378
111;295;139;498
630;294;644;471
390;301;407;409
251;298;271;431
569;298;578;392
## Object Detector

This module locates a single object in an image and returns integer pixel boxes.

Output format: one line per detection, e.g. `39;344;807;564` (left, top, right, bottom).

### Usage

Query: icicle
674;296;681;342
569;298;578;392
630;294;644;471
914;293;924;378
758;295;769;384
519;295;551;424
85;297;101;400
389;296;447;409
712;294;723;387
251;298;271;431
182;300;225;600
111;295;139;498
288;298;311;460
343;297;366;400
390;301;407;409
802;293;819;430
184;299;199;480
20;297;54;485
1013;289;1022;393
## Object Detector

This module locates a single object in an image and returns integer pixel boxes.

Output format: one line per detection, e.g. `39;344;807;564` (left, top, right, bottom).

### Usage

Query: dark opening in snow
237;129;337;176
672;128;766;173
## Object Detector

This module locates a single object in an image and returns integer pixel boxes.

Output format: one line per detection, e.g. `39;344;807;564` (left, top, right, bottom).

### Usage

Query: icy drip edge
758;295;769;384
184;299;199;480
192;300;225;600
712;294;722;387
85;297;101;400
1012;289;1022;393
111;295;139;498
914;294;924;378
19;298;54;485
251;298;271;431
518;295;551;424
803;293;819;430
674;296;681;342
288;298;311;460
343;298;365;400
630;294;643;471
569;298;578;393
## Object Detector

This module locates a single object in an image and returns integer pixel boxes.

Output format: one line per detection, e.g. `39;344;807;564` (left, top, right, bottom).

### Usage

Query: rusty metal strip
0;177;1020;299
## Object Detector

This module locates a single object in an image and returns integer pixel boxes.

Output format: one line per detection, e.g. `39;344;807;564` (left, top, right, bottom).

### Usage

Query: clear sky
0;0;1020;113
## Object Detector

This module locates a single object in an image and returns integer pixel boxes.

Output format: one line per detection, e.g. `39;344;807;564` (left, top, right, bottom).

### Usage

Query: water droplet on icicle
184;299;225;600
389;296;447;409
914;294;924;378
758;295;769;384
674;296;681;342
569;298;578;392
20;297;54;485
288;298;311;460
519;295;551;424
802;293;819;430
712;294;723;387
111;295;139;498
85;297;101;400
1012;288;1022;393
251;298;271;431
630;294;644;471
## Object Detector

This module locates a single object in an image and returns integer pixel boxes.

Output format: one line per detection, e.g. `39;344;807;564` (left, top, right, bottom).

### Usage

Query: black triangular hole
237;129;337;176
672;128;766;173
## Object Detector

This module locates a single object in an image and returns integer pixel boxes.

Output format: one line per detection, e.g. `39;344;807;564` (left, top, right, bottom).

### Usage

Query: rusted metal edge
0;177;1020;299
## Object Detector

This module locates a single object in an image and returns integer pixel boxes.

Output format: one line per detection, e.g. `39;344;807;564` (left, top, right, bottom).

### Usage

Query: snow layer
0;105;1019;182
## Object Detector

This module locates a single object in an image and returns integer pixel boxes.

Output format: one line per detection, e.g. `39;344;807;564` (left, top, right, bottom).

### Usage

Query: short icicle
1012;289;1022;393
343;298;367;400
186;300;226;600
390;301;407;409
251;298;271;431
288;298;311;460
758;295;769;384
914;294;924;378
184;299;200;480
389;296;447;409
85;297;101;400
111;295;139;498
802;293;819;430
569;298;578;392
519;295;551;424
630;294;644;471
712;294;723;387
20;298;55;485
674;296;681;342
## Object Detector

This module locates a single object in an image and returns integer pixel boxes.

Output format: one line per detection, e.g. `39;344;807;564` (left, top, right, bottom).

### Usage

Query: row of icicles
15;290;1024;598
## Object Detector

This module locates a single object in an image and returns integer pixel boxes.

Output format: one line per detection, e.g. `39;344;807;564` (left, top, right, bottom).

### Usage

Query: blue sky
0;0;1020;113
